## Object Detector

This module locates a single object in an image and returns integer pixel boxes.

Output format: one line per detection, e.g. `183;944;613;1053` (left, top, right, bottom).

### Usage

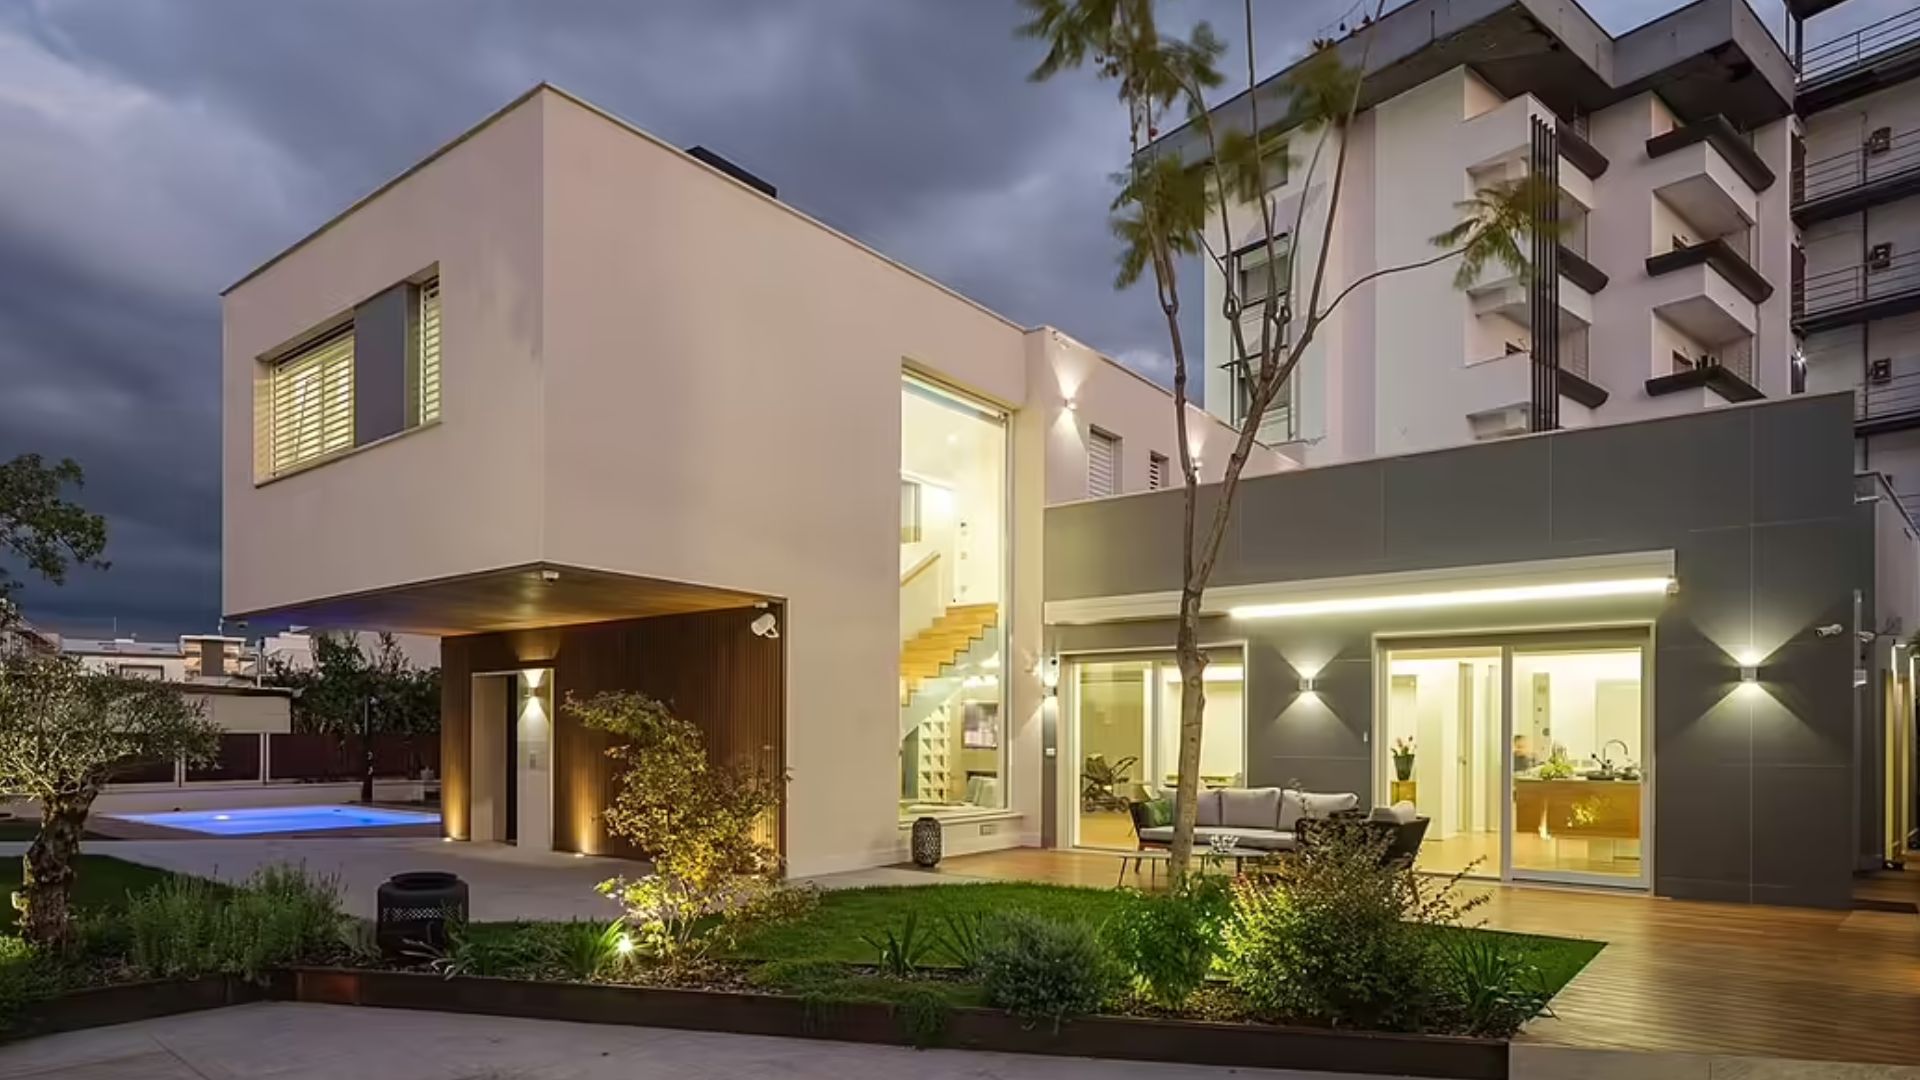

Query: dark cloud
0;0;1842;635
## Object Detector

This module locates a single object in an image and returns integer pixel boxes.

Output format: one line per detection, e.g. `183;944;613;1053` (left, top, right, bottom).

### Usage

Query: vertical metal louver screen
1528;116;1562;433
1088;429;1120;497
269;329;355;476
418;278;442;424
1148;453;1169;490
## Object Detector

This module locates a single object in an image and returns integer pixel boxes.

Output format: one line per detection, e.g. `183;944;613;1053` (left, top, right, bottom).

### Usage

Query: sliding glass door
1379;633;1649;889
1068;652;1246;850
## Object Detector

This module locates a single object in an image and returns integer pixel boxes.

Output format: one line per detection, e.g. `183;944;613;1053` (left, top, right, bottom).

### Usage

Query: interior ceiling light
1228;577;1674;621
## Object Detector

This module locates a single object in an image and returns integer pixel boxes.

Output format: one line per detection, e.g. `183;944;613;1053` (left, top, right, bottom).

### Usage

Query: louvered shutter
1088;429;1120;497
270;330;355;475
418;278;442;424
1148;453;1169;490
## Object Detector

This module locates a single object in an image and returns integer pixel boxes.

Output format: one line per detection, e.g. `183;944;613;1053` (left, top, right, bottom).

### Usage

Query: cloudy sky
0;0;1899;638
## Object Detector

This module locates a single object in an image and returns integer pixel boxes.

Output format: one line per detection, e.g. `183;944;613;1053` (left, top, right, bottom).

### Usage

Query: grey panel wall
352;283;417;446
1046;394;1868;908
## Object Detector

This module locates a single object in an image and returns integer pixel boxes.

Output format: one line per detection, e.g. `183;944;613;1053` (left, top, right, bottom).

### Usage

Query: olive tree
0;655;219;944
1020;0;1544;880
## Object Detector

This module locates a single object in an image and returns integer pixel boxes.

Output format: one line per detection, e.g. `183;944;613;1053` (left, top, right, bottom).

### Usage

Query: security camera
540;569;561;584
750;612;780;640
1859;631;1878;644
1815;624;1845;638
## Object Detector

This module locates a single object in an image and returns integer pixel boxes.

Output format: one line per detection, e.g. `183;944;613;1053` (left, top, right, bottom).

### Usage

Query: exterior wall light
1739;664;1758;685
1037;655;1061;695
1065;397;1078;412
1300;675;1317;693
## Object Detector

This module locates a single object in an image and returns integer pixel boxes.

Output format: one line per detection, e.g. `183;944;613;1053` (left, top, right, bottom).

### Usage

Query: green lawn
731;882;1603;995
0;854;183;914
731;883;1130;966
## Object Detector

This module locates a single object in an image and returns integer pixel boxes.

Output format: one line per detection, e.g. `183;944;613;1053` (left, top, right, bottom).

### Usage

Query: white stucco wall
222;86;1274;877
222;100;549;618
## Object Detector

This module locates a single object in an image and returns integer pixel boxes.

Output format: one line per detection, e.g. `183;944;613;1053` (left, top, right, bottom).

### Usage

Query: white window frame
1088;427;1122;498
417;277;442;425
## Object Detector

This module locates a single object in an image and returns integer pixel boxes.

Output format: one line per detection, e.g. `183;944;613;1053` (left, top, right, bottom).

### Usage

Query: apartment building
1793;2;1920;513
220;84;1280;877
1161;0;1796;466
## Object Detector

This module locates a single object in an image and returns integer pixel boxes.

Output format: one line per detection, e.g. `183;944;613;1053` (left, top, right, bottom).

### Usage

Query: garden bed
286;966;1511;1079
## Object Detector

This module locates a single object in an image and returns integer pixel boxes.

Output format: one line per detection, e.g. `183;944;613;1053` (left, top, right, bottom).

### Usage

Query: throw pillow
1141;798;1173;828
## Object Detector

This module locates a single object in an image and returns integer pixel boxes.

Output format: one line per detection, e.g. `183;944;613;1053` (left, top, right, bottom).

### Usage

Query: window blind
1088;429;1120;498
269;329;355;476
418;278;442;424
1148;453;1169;490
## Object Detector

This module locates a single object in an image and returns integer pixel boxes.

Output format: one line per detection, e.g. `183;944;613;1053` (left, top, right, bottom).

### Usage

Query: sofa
1128;787;1360;853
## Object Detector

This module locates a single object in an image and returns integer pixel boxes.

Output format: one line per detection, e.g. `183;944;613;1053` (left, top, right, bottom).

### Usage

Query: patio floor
932;848;1920;1068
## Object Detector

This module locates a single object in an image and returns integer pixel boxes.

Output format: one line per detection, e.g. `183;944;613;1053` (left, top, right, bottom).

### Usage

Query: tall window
900;376;1008;818
417;277;442;424
1147;452;1169;490
269;328;355;476
1088;428;1120;498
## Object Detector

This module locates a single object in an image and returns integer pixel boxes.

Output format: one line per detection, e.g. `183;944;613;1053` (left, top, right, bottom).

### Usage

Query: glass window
269;327;355;476
1069;653;1246;849
899;376;1007;817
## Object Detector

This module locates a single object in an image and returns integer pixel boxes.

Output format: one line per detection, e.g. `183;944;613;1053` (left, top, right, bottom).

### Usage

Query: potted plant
1391;738;1416;782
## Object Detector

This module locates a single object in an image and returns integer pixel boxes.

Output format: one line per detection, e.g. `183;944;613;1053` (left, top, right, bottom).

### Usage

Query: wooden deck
934;848;1920;1067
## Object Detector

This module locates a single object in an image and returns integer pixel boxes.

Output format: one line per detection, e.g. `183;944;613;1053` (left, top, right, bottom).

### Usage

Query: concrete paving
0;1002;1365;1079
0;838;632;922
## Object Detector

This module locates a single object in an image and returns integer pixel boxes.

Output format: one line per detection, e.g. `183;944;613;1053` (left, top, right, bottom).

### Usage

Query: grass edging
288;967;1509;1079
3;975;268;1042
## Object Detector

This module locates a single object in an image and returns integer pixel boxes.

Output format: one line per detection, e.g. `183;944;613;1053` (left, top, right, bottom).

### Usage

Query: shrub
1221;817;1483;1030
861;911;932;978
977;912;1116;1028
412;920;548;980
0;936;43;1029
571;691;790;970
533;919;631;981
1105;877;1229;1008
127;865;344;982
1436;932;1554;1038
931;911;987;972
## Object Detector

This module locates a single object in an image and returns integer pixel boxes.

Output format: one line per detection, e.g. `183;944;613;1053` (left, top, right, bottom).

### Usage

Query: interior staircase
899;603;999;706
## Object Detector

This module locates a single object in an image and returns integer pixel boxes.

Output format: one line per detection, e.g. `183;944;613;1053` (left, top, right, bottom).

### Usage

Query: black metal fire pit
376;871;469;958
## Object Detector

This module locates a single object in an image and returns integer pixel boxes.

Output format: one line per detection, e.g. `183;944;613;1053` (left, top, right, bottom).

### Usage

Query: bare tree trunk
1169;589;1209;882
20;789;95;947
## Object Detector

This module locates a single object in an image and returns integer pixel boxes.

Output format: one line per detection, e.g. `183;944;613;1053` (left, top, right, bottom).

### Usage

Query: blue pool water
113;804;441;836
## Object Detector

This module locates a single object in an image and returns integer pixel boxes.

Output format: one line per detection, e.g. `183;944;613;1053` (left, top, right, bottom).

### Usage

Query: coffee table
1114;846;1274;886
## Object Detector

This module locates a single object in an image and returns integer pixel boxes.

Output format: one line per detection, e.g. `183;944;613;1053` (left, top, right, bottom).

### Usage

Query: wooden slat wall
439;606;785;858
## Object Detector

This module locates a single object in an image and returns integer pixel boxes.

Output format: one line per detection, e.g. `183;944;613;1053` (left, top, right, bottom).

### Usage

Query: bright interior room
1069;653;1246;850
1382;639;1646;885
898;376;1009;819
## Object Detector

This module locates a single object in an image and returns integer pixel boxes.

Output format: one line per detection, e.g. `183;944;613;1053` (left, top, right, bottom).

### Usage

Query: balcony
1794;124;1920;225
1857;366;1920;436
1645;241;1766;347
1646;117;1775;193
1469;267;1595;328
1799;8;1920;113
1795;249;1920;333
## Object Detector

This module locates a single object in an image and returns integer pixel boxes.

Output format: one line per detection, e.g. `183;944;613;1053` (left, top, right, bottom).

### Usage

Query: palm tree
1019;0;1547;883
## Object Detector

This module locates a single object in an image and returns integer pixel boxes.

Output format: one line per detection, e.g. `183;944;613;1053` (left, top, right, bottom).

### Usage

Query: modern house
55;633;292;734
1793;1;1920;513
220;84;1280;876
1163;0;1797;464
219;12;1918;910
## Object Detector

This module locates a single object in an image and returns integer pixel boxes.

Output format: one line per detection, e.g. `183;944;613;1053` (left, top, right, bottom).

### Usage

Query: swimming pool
112;805;441;836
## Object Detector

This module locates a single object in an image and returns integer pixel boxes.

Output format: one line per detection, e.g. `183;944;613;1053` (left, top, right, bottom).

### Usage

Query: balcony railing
1858;367;1920;431
1797;249;1920;329
1800;7;1920;85
1797;125;1920;215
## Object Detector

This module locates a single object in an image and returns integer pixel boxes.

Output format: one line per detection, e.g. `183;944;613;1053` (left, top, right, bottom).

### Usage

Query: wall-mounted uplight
1064;397;1079;412
1037;655;1061;695
1299;675;1317;693
1228;577;1675;621
1738;664;1758;685
521;668;546;690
